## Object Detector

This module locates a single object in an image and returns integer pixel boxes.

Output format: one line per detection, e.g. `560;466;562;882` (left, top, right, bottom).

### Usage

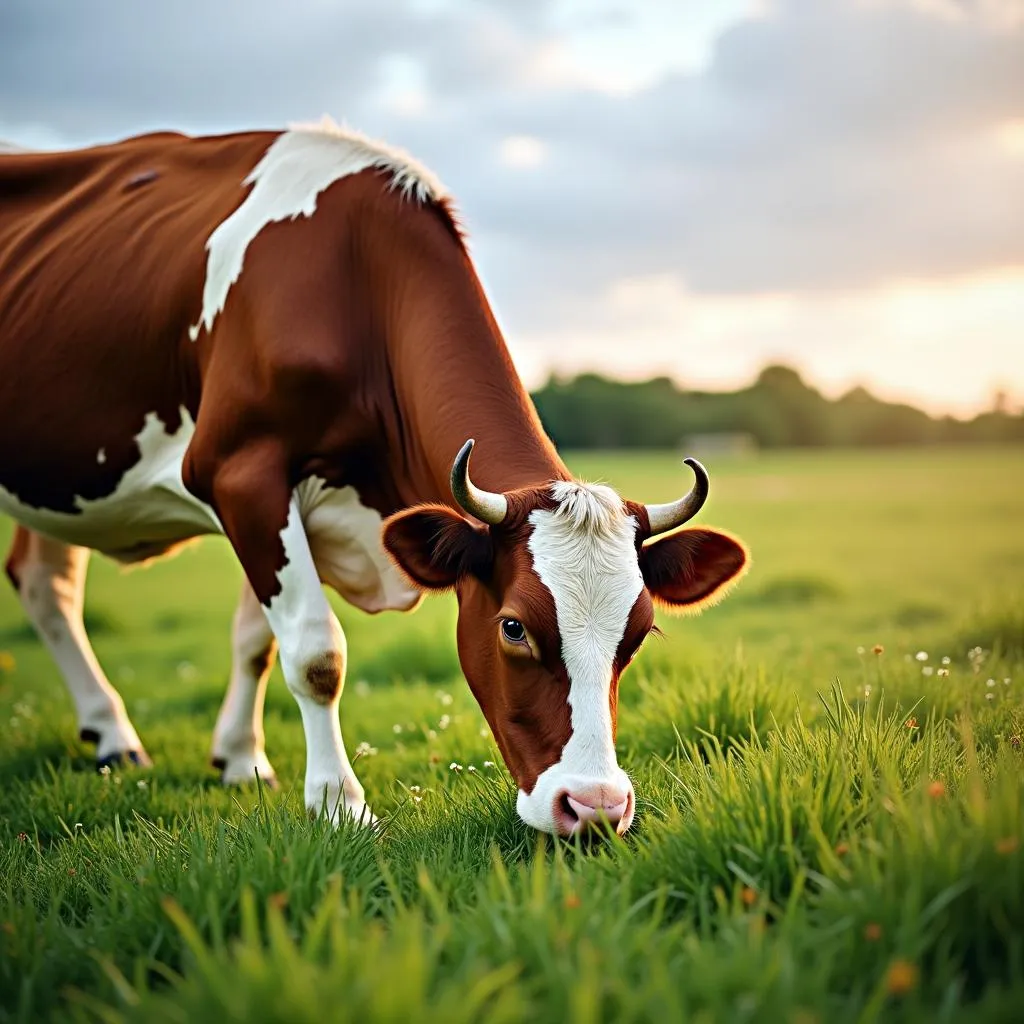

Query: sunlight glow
511;267;1024;418
499;135;547;169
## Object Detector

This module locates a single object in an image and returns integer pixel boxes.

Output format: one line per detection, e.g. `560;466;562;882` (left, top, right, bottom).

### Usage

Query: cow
0;119;748;837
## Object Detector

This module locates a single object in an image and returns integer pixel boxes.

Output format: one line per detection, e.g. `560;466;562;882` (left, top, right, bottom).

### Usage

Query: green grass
0;444;1022;1022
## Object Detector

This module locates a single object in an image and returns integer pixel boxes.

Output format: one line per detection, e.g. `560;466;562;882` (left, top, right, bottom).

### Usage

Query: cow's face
382;444;747;837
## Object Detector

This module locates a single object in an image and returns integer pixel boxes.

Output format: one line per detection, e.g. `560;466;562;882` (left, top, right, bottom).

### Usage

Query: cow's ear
382;504;494;591
639;528;749;612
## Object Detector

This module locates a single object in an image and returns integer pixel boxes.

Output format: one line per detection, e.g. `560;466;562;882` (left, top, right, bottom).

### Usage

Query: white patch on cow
296;475;422;615
96;448;106;464
189;116;449;341
0;409;221;562
517;481;643;834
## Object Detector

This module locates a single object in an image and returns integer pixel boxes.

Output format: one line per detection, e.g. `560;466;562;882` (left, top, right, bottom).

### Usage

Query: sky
2;0;1022;418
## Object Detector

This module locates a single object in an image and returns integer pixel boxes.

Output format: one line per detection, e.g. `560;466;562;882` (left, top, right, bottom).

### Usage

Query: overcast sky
2;0;1022;416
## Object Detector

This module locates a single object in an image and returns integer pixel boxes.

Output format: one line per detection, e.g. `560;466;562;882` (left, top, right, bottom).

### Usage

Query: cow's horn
450;439;508;525
644;457;710;535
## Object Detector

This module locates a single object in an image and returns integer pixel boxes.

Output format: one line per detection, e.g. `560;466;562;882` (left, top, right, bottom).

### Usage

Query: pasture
1;444;1022;1022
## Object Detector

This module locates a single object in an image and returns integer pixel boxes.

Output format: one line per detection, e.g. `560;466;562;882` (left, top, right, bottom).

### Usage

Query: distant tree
528;367;1024;451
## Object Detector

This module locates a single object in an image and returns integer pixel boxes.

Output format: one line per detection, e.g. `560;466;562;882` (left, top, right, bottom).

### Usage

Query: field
1;444;1023;1022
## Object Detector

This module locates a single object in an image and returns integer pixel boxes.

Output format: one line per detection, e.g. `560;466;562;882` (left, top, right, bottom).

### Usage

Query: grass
0;443;1022;1022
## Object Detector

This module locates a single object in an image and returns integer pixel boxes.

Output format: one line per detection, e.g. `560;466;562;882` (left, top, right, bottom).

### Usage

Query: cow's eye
501;618;527;644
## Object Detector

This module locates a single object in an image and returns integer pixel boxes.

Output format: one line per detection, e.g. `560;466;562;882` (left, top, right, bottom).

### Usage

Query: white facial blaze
518;482;643;832
189;116;448;341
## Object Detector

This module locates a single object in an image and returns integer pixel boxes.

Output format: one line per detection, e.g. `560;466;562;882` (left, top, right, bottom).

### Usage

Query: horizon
3;0;1022;418
530;357;1021;423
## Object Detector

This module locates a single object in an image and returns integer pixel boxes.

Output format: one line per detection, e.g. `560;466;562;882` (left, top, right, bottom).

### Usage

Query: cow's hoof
311;800;378;830
211;753;278;790
346;802;379;829
80;727;152;771
96;748;153;771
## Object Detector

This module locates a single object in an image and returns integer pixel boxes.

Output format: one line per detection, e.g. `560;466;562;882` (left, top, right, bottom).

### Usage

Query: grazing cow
0;119;748;836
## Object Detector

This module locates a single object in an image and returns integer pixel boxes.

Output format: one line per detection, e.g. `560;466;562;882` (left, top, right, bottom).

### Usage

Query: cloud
1;0;1021;412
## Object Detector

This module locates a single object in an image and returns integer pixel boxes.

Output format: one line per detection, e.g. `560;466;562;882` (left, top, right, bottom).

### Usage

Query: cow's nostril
559;791;577;823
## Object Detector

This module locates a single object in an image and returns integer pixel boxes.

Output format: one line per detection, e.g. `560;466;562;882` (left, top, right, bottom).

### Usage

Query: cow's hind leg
4;526;150;767
211;579;279;787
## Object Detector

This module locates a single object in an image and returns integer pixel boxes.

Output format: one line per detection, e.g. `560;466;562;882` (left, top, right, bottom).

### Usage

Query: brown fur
639;528;750;613
304;651;344;705
3;525;30;591
249;644;277;680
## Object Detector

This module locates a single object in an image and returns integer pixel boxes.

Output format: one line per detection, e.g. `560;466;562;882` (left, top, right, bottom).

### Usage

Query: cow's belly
0;408;222;561
296;476;422;615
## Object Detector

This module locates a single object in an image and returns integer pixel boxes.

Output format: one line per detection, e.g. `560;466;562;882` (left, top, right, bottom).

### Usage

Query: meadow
0;444;1022;1022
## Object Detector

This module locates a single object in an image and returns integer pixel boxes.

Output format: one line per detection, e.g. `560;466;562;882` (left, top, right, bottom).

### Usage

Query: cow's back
0;131;273;516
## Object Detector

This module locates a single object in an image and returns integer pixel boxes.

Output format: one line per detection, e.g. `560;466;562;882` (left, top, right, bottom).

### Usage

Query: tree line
530;365;1024;450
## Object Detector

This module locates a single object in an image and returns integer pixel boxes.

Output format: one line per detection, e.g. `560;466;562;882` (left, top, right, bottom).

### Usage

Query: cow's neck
380;225;569;510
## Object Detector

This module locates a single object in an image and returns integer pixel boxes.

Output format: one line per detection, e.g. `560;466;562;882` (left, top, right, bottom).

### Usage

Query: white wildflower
915;651;928;662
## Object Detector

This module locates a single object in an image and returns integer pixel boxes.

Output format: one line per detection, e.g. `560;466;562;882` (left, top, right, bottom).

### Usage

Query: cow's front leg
209;462;372;826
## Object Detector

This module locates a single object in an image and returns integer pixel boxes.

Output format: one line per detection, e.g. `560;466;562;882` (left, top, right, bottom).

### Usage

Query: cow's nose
554;786;633;836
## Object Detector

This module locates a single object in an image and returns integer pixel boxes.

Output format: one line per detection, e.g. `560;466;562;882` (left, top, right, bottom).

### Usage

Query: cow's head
382;441;748;837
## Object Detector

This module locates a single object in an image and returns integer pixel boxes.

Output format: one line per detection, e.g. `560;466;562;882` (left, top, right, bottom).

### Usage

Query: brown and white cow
0;119;748;836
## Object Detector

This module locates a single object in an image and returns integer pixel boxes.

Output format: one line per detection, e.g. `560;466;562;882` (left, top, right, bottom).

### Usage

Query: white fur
0;409;221;560
189;116;448;341
264;499;372;826
297;475;422;614
517;482;643;834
